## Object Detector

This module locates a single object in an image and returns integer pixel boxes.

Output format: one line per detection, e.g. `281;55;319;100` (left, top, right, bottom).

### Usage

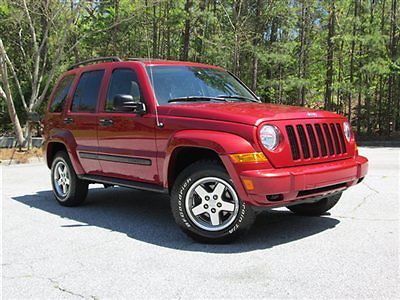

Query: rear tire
51;151;88;207
287;192;342;216
170;160;255;243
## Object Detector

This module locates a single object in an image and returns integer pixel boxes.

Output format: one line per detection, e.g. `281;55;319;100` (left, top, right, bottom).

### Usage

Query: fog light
267;194;283;201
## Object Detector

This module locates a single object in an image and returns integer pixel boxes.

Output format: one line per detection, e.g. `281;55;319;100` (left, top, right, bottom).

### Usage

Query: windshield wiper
217;95;260;103
168;96;227;103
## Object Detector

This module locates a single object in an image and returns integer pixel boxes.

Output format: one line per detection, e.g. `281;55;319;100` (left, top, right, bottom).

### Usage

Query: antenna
144;1;163;128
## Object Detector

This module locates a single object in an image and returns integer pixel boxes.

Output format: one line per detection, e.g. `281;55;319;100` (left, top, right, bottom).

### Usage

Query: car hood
158;102;344;126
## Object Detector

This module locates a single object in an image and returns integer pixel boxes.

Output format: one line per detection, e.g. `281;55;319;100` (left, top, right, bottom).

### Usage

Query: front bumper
237;155;368;207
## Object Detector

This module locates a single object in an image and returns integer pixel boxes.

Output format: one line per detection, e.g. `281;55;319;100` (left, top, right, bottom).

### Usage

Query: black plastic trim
78;174;167;194
79;152;151;166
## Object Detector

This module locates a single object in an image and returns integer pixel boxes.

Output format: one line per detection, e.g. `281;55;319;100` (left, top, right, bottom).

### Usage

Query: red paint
43;59;368;207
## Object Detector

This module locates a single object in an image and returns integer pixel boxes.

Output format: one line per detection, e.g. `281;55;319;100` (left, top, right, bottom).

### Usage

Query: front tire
51;151;88;207
287;192;342;216
170;160;255;243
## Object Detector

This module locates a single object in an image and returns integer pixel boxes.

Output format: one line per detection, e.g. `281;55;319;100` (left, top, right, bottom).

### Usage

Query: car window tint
105;69;141;111
71;70;104;112
49;75;74;112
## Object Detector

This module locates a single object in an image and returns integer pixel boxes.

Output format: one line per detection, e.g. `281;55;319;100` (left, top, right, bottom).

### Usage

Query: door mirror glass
113;94;146;114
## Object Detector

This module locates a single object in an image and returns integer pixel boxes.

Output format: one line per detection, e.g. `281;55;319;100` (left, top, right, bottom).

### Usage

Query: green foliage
1;0;399;135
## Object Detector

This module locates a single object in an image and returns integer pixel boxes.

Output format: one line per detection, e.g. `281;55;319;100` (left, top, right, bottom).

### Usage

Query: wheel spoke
65;177;70;185
194;185;208;200
192;204;207;216
220;201;235;212
213;183;226;198
57;178;63;185
61;183;68;194
209;211;220;226
57;165;63;178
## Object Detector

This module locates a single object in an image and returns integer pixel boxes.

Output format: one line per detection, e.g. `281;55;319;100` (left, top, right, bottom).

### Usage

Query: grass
0;148;44;164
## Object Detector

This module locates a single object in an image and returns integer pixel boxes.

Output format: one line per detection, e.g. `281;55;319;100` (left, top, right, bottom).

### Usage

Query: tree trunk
356;42;363;134
0;54;25;146
378;76;383;133
181;0;192;60
152;1;158;58
348;0;359;122
166;0;171;59
388;0;398;132
337;40;344;114
112;0;120;54
324;0;335;111
251;0;262;91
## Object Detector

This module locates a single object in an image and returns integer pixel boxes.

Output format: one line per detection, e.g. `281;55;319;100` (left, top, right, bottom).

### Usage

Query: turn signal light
230;152;268;163
242;179;254;191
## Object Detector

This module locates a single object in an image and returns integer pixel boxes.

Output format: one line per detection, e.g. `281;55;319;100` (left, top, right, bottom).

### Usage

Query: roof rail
68;56;122;70
127;57;147;61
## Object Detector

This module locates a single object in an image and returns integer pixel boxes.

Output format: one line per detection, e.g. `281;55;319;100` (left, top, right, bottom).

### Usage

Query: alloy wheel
185;177;239;231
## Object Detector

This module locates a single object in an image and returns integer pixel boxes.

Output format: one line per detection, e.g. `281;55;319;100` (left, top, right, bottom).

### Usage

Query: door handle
99;118;113;126
63;117;73;124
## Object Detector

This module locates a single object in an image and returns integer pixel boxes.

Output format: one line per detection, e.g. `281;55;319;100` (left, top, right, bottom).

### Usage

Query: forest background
0;0;399;146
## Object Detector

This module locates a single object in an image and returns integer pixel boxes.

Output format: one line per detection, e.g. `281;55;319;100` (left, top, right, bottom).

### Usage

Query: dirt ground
0;148;43;164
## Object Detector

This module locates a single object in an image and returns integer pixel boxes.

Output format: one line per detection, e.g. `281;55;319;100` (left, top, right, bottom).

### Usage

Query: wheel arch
163;130;256;200
45;130;84;174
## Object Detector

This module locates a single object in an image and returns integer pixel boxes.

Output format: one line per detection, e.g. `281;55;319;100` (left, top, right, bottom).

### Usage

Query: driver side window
105;68;141;112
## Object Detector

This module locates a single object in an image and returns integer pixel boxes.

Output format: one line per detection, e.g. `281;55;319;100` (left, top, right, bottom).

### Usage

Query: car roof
141;59;223;70
66;58;224;73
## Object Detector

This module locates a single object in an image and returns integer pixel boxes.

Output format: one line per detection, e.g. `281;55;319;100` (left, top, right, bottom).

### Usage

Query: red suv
43;57;368;243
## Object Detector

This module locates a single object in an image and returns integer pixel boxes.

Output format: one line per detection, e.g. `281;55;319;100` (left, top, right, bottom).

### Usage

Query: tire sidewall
51;153;75;203
171;163;253;241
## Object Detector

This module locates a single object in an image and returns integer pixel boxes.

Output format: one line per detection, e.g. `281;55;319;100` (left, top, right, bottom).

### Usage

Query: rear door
96;66;158;183
64;69;105;174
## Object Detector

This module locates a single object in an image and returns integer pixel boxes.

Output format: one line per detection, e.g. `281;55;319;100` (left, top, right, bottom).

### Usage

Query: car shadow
12;187;340;253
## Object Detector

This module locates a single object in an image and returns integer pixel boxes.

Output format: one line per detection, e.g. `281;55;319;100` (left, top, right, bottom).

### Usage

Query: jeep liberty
43;57;368;243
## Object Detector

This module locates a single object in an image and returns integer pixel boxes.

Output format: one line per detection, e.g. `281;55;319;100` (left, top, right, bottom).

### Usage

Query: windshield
146;66;257;105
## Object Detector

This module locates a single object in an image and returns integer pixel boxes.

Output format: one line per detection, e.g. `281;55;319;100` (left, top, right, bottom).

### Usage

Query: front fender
45;129;84;174
163;130;257;202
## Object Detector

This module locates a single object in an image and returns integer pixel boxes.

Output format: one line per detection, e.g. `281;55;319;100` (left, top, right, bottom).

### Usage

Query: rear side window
71;70;104;112
49;75;74;112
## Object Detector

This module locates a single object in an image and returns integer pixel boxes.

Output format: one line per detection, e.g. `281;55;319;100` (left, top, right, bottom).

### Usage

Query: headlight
343;122;351;142
260;125;280;151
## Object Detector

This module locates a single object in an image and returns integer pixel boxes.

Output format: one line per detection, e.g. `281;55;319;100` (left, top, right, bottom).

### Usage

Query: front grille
286;122;347;161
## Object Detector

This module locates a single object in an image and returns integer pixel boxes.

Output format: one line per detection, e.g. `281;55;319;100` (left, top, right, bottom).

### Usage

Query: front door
97;66;158;184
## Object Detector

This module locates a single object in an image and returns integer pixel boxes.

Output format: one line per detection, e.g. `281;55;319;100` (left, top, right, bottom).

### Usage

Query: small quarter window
71;70;104;112
49;75;74;112
106;69;141;112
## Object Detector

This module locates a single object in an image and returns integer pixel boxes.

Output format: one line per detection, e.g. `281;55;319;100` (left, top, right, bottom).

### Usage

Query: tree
0;0;81;146
324;0;335;110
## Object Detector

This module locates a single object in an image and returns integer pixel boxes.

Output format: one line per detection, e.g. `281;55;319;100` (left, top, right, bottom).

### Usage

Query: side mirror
113;94;146;114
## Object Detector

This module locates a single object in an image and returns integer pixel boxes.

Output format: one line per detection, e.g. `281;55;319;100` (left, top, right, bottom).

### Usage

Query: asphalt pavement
1;147;399;299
